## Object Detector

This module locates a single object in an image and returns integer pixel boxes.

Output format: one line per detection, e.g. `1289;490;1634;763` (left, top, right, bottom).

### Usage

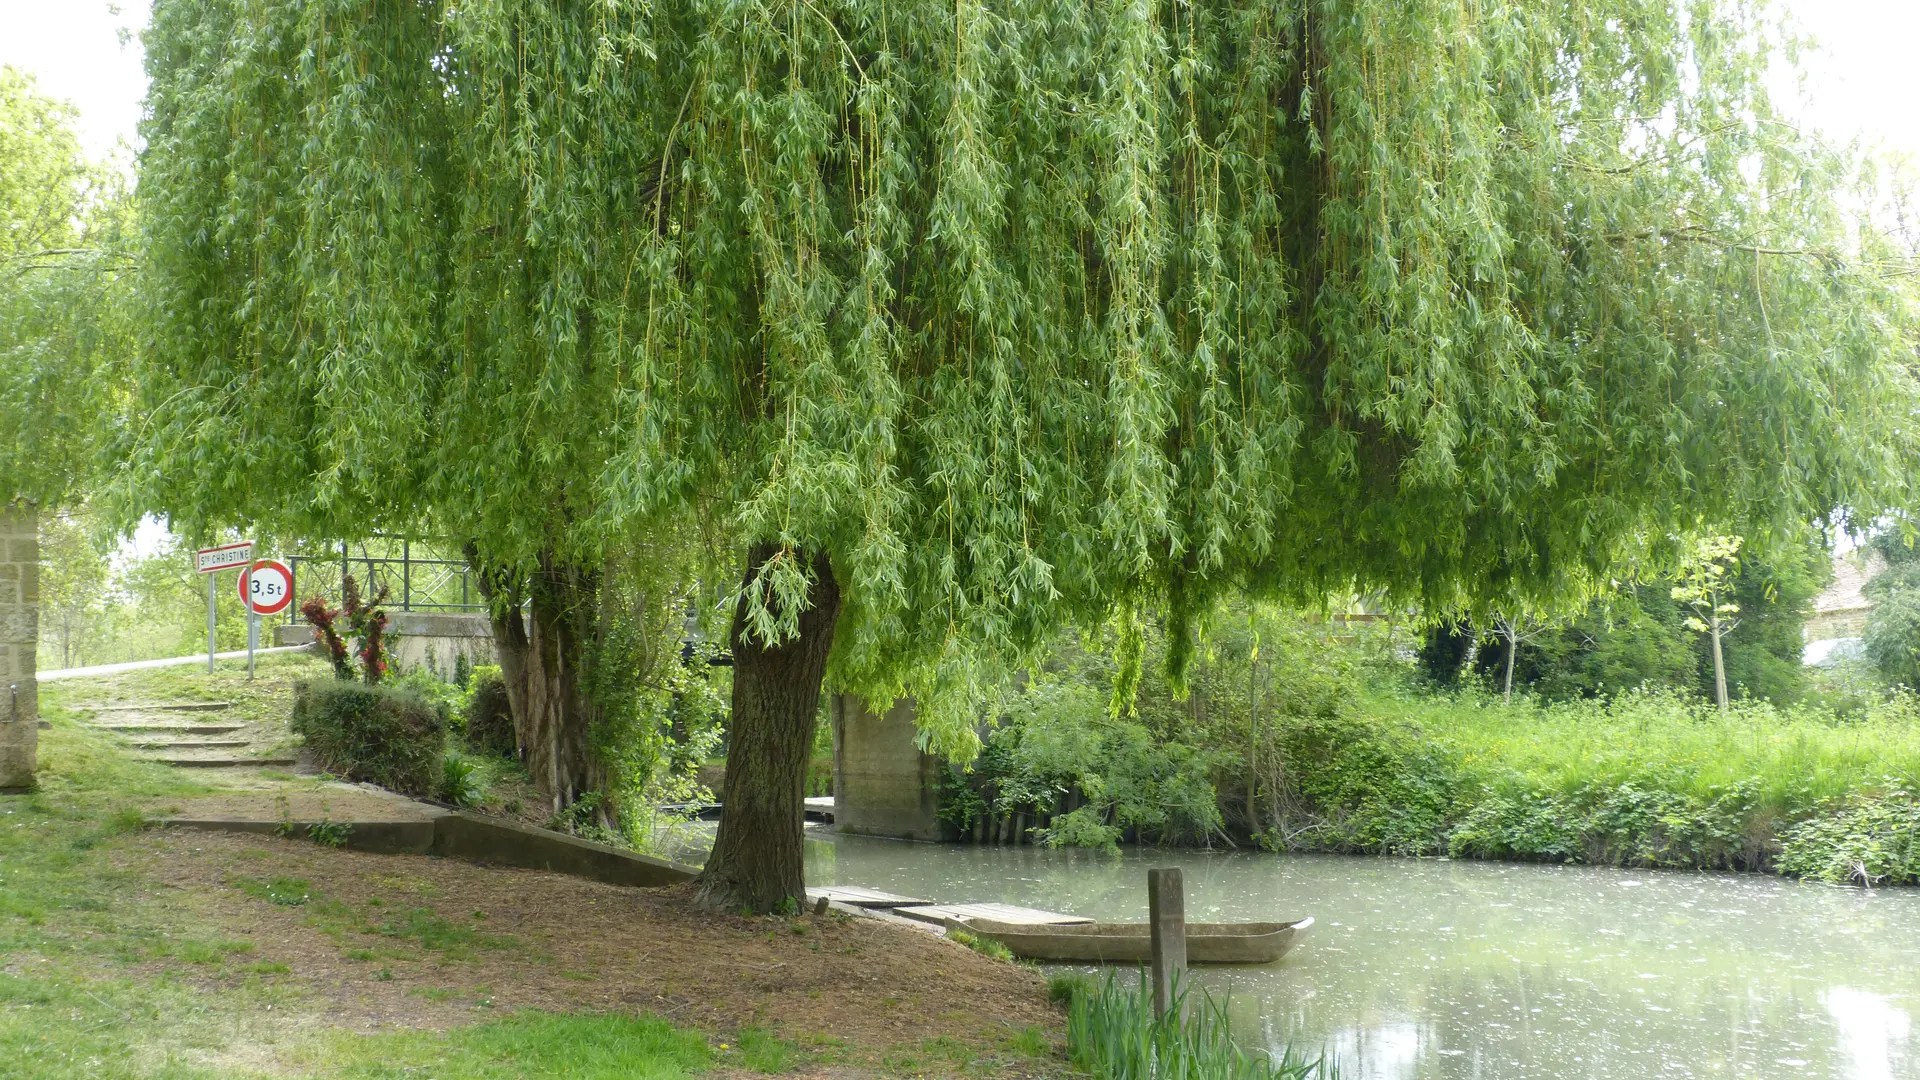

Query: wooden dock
803;887;1090;927
895;902;1093;927
804;886;928;908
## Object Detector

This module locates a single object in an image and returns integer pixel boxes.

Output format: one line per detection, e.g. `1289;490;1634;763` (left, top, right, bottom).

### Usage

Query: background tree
138;0;1920;911
1864;531;1920;686
36;510;113;670
1705;538;1826;704
0;65;128;511
1672;535;1745;711
1495;586;1696;702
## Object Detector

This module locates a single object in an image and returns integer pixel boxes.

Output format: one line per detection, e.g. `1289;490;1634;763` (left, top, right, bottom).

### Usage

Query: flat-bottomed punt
960;916;1312;964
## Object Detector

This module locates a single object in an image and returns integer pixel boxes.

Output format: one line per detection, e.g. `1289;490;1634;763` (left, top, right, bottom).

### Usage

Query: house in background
1804;547;1883;666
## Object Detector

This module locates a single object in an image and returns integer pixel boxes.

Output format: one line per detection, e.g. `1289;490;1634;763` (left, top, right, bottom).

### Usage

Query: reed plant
1063;971;1332;1080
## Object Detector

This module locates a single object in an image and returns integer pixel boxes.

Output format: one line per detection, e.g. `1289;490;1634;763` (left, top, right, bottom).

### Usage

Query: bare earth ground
141;827;1055;1035
32;655;1071;1078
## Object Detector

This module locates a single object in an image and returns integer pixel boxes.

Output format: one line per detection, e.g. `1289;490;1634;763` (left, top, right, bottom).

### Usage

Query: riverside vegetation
944;610;1920;887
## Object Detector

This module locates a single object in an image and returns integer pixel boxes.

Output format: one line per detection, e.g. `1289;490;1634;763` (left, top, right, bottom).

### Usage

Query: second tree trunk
472;545;605;814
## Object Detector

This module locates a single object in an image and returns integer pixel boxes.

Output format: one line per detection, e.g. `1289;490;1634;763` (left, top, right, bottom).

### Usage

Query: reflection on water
1827;988;1913;1080
793;827;1920;1079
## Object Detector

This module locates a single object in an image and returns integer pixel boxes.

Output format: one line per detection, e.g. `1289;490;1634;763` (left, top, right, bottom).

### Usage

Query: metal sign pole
247;611;258;680
207;573;218;674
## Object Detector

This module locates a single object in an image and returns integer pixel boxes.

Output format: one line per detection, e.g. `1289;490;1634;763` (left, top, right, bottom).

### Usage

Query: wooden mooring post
1148;867;1186;1019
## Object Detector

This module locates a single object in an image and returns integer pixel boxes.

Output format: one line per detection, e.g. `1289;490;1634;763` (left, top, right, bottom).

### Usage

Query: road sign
238;559;295;616
195;541;254;574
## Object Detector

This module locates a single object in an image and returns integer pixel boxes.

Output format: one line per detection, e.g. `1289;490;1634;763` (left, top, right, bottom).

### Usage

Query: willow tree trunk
469;544;605;814
695;544;842;913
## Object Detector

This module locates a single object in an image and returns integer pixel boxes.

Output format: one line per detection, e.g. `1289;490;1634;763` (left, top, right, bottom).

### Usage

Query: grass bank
5;658;1069;1079
1267;686;1920;884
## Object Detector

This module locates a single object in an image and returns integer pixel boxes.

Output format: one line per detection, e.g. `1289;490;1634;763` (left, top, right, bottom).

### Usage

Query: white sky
1;0;1915;166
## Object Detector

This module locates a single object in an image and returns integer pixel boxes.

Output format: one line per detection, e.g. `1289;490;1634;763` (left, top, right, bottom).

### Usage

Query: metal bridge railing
288;542;486;618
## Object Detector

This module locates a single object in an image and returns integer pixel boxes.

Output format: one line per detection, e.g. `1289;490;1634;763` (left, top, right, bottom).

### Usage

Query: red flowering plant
300;596;355;680
341;574;393;685
302;574;393;684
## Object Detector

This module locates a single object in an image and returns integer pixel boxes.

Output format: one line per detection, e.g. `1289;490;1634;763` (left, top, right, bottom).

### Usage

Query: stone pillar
830;695;943;841
0;503;38;791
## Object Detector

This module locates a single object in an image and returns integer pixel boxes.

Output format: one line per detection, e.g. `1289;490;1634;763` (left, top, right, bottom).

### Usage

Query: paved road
37;645;313;682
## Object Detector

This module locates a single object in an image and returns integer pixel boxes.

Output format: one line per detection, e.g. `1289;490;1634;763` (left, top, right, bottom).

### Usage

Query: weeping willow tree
136;0;1917;910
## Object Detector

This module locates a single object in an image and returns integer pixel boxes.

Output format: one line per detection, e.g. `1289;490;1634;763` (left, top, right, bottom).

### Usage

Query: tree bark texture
469;543;605;813
695;543;842;913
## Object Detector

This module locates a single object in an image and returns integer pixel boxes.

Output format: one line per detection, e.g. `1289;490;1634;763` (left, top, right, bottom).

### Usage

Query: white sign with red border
195;541;254;574
238;558;295;616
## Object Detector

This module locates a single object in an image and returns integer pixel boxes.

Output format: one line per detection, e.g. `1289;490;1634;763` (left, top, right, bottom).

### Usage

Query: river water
798;827;1920;1079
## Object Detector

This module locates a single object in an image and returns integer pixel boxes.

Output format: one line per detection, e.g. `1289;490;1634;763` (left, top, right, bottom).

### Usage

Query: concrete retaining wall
831;695;943;842
277;610;495;680
0;504;37;791
160;808;699;886
431;811;697;886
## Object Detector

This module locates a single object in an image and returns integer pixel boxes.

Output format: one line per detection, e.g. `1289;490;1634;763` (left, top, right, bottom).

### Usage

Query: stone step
97;724;247;735
131;739;251;750
87;701;234;714
141;756;297;769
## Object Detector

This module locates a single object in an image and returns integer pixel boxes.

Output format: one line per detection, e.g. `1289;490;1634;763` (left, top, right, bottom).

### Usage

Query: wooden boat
959;916;1313;965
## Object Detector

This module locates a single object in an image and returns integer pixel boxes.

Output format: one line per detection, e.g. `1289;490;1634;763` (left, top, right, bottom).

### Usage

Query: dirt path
131;826;1067;1076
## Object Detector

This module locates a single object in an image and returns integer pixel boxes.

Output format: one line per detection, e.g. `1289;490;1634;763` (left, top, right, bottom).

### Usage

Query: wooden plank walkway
805;886;929;908
895;902;1093;927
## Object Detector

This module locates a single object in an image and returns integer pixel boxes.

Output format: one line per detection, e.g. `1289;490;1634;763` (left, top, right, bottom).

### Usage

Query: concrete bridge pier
829;695;943;841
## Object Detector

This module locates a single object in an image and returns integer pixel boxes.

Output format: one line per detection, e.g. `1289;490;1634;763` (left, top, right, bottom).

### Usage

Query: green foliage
1777;788;1920;885
1866;532;1920;688
958;609;1920;884
1064;972;1330;1080
290;680;448;796
34;508;115;670
1416;620;1475;687
460;664;517;759
307;820;352;849
440;752;488;809
970;673;1225;849
1708;538;1827;704
1477;535;1825;705
388;665;463;720
956;610;1364;848
581;536;732;848
1866;590;1920;688
136;0;1920;732
1506;587;1696;702
946;927;1015;963
0;66;130;509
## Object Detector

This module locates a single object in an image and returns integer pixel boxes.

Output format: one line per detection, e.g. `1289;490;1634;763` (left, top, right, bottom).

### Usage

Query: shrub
1777;788;1920;885
441;752;488;808
462;665;517;759
291;680;447;796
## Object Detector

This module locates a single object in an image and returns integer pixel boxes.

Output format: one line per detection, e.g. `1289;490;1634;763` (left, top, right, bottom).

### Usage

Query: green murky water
801;828;1920;1079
